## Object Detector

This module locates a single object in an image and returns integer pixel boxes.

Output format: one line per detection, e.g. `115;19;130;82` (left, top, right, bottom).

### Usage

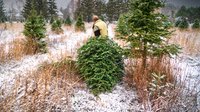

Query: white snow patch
71;85;143;112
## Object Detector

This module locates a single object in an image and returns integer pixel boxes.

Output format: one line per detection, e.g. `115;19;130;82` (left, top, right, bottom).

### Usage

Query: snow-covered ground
0;24;145;111
0;23;200;111
71;84;143;112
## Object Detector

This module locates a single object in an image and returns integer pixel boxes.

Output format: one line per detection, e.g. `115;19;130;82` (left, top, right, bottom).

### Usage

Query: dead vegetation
171;29;200;56
0;58;83;111
124;57;199;111
0;39;27;63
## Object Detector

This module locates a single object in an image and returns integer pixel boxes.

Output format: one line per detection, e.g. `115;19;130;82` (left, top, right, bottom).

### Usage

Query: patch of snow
0;54;49;87
0;31;16;44
171;55;200;108
71;84;143;112
108;24;115;39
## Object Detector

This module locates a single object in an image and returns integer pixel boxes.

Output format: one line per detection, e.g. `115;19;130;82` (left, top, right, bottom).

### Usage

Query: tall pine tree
0;0;7;22
106;0;129;22
35;0;49;20
22;0;33;19
94;0;106;18
22;0;49;20
48;0;58;19
106;0;117;22
82;0;96;22
75;0;96;22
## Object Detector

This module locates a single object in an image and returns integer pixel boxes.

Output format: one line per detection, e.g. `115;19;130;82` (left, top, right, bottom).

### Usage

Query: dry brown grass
0;58;83;111
0;39;27;63
0;23;24;32
125;57;174;104
125;57;199;111
170;29;200;56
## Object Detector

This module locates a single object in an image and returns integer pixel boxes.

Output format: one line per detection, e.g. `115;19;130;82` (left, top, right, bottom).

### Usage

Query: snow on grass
71;84;143;112
0;27;91;87
0;54;49;86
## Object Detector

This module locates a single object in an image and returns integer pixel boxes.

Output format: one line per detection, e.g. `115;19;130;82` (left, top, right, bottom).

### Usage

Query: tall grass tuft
0;58;82;111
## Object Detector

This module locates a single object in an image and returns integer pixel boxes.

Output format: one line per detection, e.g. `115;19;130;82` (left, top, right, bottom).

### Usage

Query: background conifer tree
75;15;85;31
178;17;189;29
22;0;49;20
192;19;200;29
80;0;96;22
51;19;63;34
48;0;58;21
64;16;72;26
0;0;7;22
22;0;33;19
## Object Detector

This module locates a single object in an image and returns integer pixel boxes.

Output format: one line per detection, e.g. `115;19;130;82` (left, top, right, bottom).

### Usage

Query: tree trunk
142;42;147;73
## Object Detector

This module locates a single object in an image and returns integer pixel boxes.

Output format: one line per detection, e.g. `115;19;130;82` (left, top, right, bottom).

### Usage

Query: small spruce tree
192;19;200;29
64;16;72;26
75;15;85;32
51;19;63;34
23;9;47;54
77;37;124;95
178;17;189;29
0;0;7;22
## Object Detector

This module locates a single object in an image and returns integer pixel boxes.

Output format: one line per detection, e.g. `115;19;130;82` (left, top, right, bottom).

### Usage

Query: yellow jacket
93;20;108;37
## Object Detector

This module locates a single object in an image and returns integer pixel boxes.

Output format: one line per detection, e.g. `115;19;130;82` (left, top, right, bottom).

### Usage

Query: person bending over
92;15;108;37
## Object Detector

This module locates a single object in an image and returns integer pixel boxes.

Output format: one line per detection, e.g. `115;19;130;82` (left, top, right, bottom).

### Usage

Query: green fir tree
192;19;200;29
22;0;49;20
0;0;7;22
77;37;124;95
51;19;63;34
23;9;47;53
178;17;189;29
75;15;85;31
64;16;72;26
48;0;58;21
117;0;180;70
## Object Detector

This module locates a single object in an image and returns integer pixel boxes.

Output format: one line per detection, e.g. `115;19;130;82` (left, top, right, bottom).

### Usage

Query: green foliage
22;0;32;19
48;0;58;19
23;0;51;20
75;0;96;22
106;0;129;22
178;17;189;29
176;6;188;18
77;37;124;95
74;0;129;22
75;16;85;32
116;14;129;37
175;18;182;27
192;19;200;29
64;16;72;26
23;9;47;53
117;0;180;68
176;6;200;23
148;73;168;98
51;19;63;34
0;0;7;22
100;15;105;21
